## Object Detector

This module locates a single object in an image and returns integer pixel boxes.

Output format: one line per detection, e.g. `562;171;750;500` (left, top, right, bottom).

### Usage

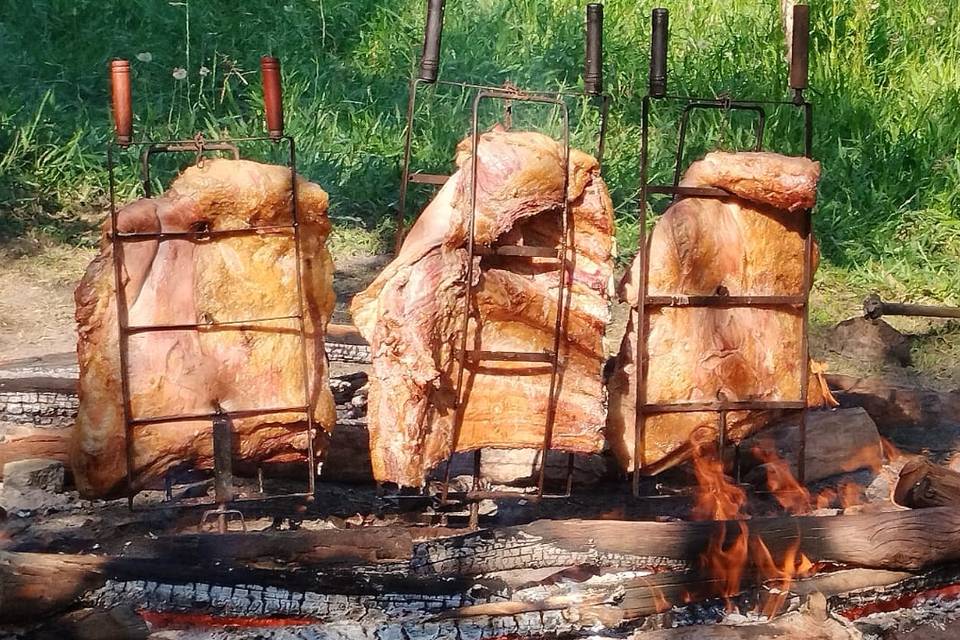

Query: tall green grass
1;0;958;303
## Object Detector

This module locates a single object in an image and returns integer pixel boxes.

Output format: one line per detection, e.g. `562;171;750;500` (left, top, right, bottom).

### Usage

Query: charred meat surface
608;151;823;474
72;159;336;497
351;130;614;487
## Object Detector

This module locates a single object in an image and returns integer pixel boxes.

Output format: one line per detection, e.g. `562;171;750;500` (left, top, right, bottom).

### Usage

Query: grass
1;0;959;360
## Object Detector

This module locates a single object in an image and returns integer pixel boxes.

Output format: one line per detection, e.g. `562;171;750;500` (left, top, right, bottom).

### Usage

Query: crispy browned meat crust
351;130;614;487
72;159;335;497
608;151;823;474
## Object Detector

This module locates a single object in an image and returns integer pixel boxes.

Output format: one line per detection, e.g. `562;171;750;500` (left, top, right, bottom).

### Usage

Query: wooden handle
260;56;284;139
584;3;603;95
109;59;132;146
790;4;810;91
649;8;669;98
418;0;445;83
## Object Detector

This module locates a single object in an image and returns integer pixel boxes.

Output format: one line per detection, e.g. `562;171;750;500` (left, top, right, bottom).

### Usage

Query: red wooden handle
109;59;133;145
260;56;284;139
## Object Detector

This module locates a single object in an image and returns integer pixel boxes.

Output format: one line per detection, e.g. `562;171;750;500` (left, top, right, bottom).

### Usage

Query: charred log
895;458;960;509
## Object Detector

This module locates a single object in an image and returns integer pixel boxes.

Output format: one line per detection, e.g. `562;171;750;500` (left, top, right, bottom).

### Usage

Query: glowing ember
838;583;960;620
140;611;321;629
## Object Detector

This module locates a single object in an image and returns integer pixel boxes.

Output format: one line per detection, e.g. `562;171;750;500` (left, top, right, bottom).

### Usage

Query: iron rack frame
392;1;611;524
106;57;320;523
631;5;815;496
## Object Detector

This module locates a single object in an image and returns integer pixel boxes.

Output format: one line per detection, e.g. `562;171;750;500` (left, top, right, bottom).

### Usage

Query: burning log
72;159;337;497
895;458;960;509
414;510;960;578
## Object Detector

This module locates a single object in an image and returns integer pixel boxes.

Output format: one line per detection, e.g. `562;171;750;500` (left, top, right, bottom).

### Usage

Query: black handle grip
790;4;810;90
418;0;445;83
649;8;668;98
584;3;603;95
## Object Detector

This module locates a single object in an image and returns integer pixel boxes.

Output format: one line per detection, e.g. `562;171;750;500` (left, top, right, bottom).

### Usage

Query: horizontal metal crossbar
647;185;732;198
125;314;302;334
645;295;806;307
474;245;559;258
129;405;310;427
408;173;450;185
464;350;554;363
115;225;295;242
641;400;806;414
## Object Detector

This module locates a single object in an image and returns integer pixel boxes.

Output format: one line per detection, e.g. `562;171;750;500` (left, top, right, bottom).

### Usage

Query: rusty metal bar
212;412;235;533
463;350;553;363
107;145;137;509
125;313;302;334
633;95;651;497
408;173;450;185
646;185;731;198
642;400;806;414
114;225;293;242
285;135;320;497
863;295;960;320
645;295;806;307
468;449;482;528
537;96;571;499
395;77;423;253
474;245;558;258
129;405;310;427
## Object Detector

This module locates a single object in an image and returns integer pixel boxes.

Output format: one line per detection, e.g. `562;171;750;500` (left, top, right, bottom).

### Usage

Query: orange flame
880;436;904;463
700;521;750;610
690;429;747;521
655;432;827;619
751;533;815;618
838;478;866;508
751;441;811;515
689;429;751;610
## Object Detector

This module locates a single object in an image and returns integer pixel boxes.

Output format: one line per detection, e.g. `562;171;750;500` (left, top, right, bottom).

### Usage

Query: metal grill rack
632;5;815;496
391;0;611;525
106;56;320;525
